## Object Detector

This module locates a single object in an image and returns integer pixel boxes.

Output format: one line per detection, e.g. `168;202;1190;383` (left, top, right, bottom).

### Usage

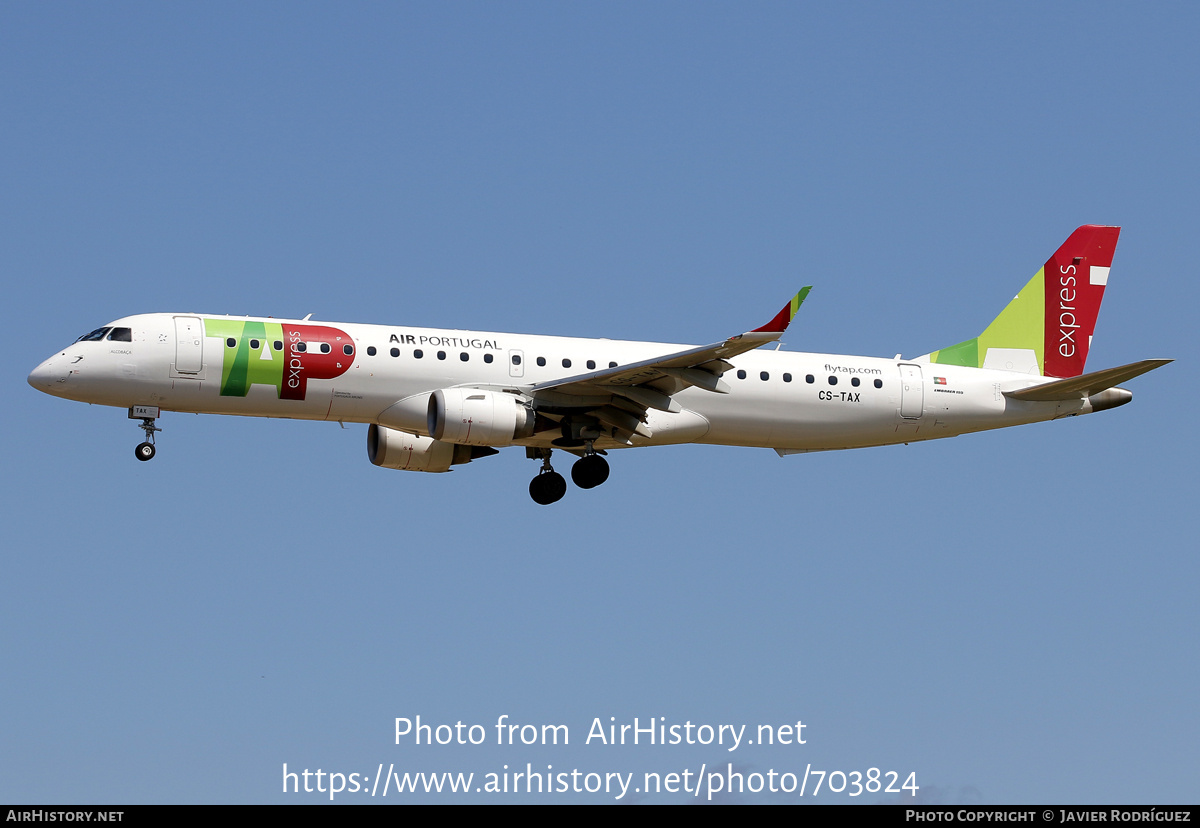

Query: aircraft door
899;363;923;419
508;349;525;378
174;316;204;374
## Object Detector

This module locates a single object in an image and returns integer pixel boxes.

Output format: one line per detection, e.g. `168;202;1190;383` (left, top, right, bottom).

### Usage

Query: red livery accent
280;324;355;401
754;304;793;334
1042;225;1120;379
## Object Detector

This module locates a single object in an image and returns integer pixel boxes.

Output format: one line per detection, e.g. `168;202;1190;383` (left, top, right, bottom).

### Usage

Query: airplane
28;225;1170;505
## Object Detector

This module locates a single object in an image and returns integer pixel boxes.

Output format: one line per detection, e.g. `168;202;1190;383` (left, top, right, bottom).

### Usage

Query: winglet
753;287;812;334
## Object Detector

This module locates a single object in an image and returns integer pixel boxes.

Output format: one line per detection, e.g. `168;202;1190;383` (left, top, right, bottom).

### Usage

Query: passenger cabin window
828;375;837;385
106;327;132;342
609;362;618;368
295;342;307;353
343;344;354;356
319;343;331;354
437;351;446;360
736;369;747;379
249;339;260;349
806;374;815;383
367;346;377;356
760;371;769;381
484;354;494;364
587;360;596;370
562;358;572;368
390;347;401;357
874;379;883;389
851;377;860;387
783;373;792;383
511;354;521;365
273;341;283;351
414;349;423;358
460;352;469;362
537;357;546;367
227;338;237;348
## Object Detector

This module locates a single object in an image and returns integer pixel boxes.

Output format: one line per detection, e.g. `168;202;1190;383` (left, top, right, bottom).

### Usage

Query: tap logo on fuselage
204;319;354;400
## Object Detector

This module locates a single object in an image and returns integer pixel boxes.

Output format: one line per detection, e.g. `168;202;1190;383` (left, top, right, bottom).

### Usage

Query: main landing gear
571;452;609;489
529;470;566;505
527;446;611;505
129;406;161;462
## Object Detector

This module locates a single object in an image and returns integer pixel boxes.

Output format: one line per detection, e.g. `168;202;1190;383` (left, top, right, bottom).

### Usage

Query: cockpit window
76;327;111;342
106;327;132;342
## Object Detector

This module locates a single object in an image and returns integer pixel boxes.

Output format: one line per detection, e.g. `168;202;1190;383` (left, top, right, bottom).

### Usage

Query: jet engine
427;389;536;446
367;424;495;473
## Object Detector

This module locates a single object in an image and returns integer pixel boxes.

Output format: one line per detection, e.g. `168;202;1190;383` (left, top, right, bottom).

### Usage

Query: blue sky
3;2;1196;804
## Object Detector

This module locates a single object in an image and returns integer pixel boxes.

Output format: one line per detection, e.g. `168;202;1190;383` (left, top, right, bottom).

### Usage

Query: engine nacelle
427;388;535;447
367;425;467;473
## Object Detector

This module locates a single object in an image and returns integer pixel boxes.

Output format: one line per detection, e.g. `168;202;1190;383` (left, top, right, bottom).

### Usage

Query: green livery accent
930;337;978;368
753;286;812;334
790;286;811;321
928;267;1045;372
203;318;286;396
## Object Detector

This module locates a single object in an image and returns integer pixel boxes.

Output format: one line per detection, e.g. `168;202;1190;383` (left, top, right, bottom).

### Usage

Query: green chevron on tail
926;268;1044;372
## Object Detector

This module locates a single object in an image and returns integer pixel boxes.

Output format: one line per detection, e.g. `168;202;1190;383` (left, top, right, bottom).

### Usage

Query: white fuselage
28;312;1090;454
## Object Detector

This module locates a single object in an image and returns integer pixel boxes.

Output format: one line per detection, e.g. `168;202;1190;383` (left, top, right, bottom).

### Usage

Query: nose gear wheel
133;416;160;462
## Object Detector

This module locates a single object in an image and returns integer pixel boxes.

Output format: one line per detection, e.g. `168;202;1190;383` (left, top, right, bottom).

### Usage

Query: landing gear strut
130;406;161;462
528;449;567;505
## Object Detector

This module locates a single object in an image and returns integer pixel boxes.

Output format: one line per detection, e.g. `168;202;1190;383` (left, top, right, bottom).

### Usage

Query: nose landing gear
129;406;161;462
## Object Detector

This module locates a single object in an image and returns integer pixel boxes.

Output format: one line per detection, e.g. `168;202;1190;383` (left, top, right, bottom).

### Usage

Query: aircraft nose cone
28;357;65;392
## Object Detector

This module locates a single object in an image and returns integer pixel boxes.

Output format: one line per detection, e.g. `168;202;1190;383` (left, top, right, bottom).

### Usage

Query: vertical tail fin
921;225;1120;378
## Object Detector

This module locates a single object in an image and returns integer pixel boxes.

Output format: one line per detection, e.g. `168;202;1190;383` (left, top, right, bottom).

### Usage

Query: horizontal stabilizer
1002;359;1172;401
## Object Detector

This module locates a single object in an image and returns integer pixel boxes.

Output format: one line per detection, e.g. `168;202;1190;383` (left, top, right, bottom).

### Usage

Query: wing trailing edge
531;287;812;400
522;288;813;443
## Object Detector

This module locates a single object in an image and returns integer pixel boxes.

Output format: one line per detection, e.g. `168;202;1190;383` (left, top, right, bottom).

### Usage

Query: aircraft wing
527;289;810;439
